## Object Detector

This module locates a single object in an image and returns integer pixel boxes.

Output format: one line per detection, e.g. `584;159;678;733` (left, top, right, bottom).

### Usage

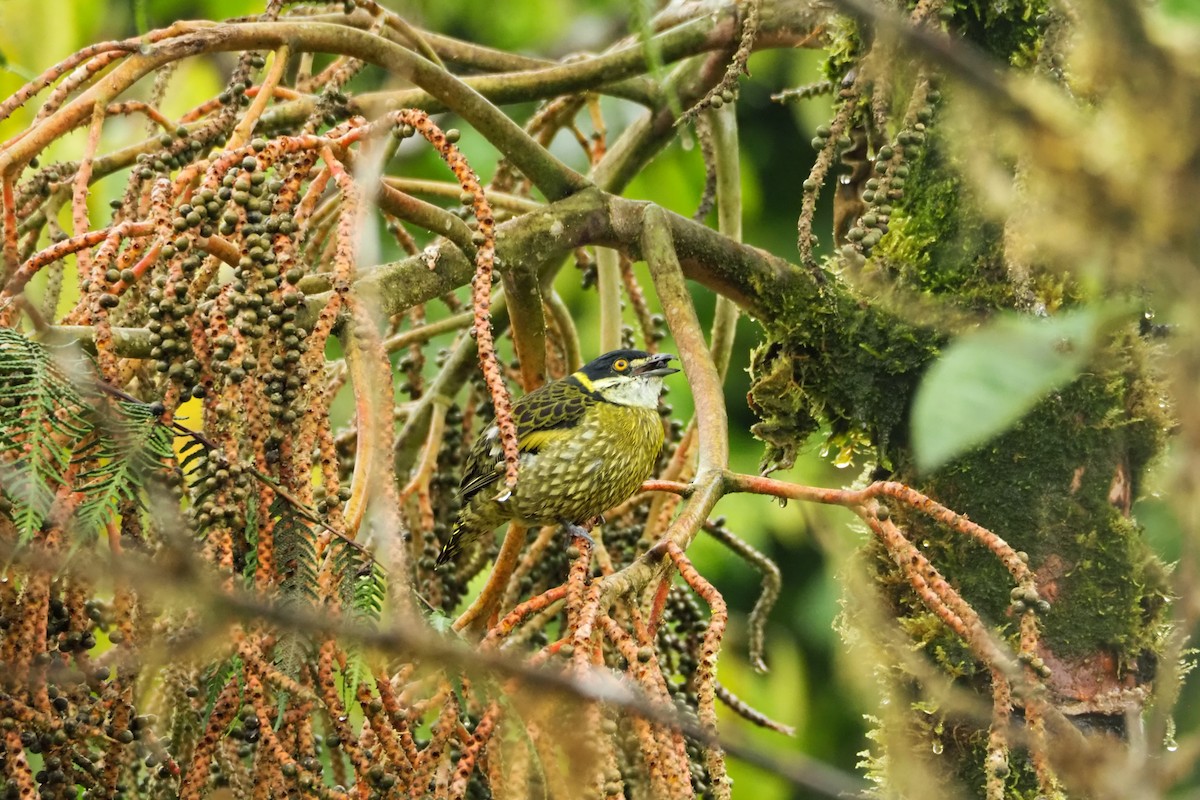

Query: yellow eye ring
613;358;628;371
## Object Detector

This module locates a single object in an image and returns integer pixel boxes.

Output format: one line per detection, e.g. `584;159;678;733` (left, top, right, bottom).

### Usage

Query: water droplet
833;451;854;469
931;740;943;755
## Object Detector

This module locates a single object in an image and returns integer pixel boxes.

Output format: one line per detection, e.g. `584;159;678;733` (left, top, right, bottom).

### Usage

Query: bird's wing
458;379;591;503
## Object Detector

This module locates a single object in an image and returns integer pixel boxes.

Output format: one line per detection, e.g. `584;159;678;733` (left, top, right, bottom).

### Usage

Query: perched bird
435;349;679;567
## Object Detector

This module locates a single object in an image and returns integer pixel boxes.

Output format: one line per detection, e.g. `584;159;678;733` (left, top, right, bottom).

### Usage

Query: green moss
750;103;1168;665
767;6;1169;797
822;321;1169;797
820;16;863;84
747;282;943;472
860;350;1166;692
938;0;1050;67
952;725;1046;799
874;131;1018;309
907;338;1169;661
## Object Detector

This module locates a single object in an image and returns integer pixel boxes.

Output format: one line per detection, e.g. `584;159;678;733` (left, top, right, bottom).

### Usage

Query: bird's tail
433;524;464;569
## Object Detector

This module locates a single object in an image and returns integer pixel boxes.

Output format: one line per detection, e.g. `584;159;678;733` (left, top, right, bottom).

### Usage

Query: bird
435;349;679;567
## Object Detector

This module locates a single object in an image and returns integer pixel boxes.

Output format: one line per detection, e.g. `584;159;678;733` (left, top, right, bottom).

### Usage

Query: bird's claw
565;523;595;545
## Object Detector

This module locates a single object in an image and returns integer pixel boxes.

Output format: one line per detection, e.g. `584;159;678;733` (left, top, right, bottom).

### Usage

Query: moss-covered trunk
748;41;1170;794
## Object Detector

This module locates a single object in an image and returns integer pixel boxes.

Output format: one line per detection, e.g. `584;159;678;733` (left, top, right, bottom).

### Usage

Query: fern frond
202;655;244;718
276;503;319;602
178;439;210;476
273;498;318;677
272;631;311;683
242;497;261;586
352;560;388;622
337;645;373;709
73;400;174;536
331;539;387;623
0;329;91;543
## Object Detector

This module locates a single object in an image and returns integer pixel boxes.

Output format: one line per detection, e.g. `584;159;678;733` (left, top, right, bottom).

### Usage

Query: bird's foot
564;523;595;546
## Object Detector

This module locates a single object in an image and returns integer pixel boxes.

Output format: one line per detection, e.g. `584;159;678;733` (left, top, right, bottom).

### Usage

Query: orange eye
613;358;628;371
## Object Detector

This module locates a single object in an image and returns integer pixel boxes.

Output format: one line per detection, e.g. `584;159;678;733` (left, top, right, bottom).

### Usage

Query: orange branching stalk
985;668;1013;800
447;701;499;800
483;584;568;647
0;3;1118;799
3;728;38;798
667;541;730;799
386;110;517;495
181;680;240;800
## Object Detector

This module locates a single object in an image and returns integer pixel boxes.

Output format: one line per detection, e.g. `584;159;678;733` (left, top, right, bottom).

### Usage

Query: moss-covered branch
55;188;828;357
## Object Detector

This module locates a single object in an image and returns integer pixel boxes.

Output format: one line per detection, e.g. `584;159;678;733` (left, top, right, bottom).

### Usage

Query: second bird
435;349;679;567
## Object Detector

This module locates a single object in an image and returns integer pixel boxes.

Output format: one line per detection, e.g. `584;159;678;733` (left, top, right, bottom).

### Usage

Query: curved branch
51;190;821;357
642;205;728;472
0;21;588;201
261;2;824;124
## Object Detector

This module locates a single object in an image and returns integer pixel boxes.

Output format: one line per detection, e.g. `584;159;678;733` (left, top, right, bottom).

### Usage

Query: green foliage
274;498;319;606
910;308;1108;472
1159;0;1200;21
0;328;171;544
426;609;455;635
337;645;373;708
270;505;388;686
73;399;174;535
273;498;318;679
241;495;261;583
0;329;89;541
747;288;941;473
330;539;388;706
202;654;243;718
335;543;388;624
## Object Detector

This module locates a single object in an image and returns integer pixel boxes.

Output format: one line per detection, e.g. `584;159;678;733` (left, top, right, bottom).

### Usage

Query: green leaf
202;655;243;718
272;631;310;682
242;495;260;585
0;330;90;543
337;645;373;706
1158;0;1200;22
73;400;174;536
426;609;455;635
911;309;1108;472
330;540;387;624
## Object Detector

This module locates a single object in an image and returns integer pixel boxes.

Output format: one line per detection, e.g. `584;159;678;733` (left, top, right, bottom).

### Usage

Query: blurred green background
7;1;1193;797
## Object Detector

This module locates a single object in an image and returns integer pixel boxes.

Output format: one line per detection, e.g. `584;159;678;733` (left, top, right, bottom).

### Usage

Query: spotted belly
465;404;663;531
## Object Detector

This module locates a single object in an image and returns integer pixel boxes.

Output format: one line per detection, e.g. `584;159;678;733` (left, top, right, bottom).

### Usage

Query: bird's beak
633;352;679;377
